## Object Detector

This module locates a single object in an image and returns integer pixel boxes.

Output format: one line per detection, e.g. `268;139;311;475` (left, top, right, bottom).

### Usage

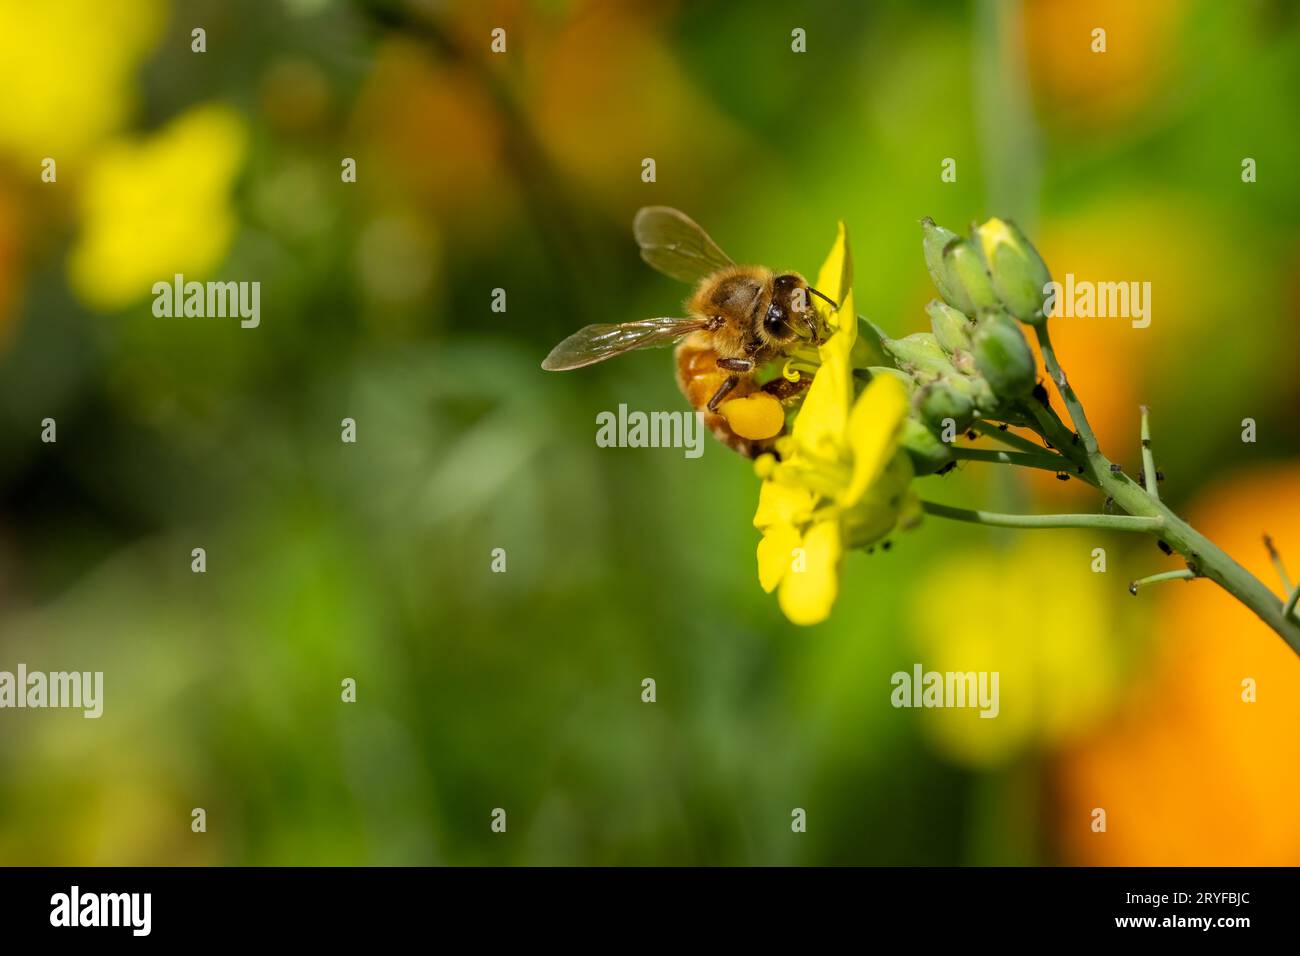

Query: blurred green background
1;0;1299;865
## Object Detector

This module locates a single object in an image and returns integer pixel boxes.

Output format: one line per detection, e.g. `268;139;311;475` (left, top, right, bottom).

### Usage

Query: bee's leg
762;375;811;401
715;357;754;373
707;375;740;412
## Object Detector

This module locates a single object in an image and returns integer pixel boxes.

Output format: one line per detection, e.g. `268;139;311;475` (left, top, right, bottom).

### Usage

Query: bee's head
763;273;823;345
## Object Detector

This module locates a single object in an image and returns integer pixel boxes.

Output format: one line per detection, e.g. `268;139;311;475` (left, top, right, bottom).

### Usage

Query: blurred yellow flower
753;223;917;626
906;535;1123;768
68;103;248;310
0;0;166;166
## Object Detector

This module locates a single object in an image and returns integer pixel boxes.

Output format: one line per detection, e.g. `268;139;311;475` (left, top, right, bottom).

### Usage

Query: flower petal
841;373;909;506
791;326;852;459
753;478;815;530
791;223;860;458
756;523;801;593
777;519;841;626
814;221;853;338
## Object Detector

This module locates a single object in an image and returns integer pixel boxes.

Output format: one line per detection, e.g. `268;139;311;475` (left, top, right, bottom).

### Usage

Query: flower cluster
751;224;919;626
750;215;1056;626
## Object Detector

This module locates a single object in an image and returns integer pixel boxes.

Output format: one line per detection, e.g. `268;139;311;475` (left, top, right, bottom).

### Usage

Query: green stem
1034;324;1099;456
1139;405;1159;499
1264;535;1292;592
1130;569;1196;594
1089;455;1300;652
921;500;1163;532
937;341;1300;652
1017;359;1300;654
972;420;1050;456
949;447;1084;478
1023;397;1087;469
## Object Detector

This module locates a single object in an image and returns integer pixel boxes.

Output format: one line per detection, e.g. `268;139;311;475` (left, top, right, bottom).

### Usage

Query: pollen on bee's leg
720;392;785;441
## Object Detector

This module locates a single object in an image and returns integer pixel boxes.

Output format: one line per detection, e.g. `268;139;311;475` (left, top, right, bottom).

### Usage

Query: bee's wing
542;317;707;371
633;206;735;284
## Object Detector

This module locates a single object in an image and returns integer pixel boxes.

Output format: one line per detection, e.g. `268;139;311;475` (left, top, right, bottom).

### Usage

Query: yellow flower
68;102;248;310
906;535;1123;768
0;0;166;166
753;223;918;626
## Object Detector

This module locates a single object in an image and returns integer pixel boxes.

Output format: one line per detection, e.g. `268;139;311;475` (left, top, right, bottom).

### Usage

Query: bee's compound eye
764;302;789;335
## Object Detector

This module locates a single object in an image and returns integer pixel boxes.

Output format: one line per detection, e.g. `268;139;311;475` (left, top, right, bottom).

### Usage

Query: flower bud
942;238;1001;315
917;377;976;433
926;299;973;356
973;217;1052;325
972;310;1035;399
961;368;999;414
899;417;953;476
883;332;954;381
921;218;965;313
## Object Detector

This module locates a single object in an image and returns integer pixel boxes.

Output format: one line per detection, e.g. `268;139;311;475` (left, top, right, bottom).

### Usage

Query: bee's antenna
807;286;839;310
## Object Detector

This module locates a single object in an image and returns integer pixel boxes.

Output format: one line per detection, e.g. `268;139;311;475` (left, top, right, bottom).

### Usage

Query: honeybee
542;207;835;456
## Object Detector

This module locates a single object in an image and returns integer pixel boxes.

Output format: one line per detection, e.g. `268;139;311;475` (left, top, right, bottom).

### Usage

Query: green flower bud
960;368;999;415
920;218;965;312
972;310;1035;399
973;217;1053;325
899;417;953;476
883;332;954;381
942;238;1001;315
918;377;976;433
926;299;973;356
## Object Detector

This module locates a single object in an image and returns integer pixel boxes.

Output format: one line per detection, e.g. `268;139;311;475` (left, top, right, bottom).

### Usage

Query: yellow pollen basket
720;392;785;440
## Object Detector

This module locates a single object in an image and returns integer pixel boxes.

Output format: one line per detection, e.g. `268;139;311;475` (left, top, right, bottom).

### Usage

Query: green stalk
948;446;1084;478
1024;397;1085;467
1089;453;1300;651
922;377;1300;651
1034;324;1099;456
1130;569;1196;594
972;420;1051;456
1020;366;1300;653
1139;405;1159;499
920;500;1162;532
1264;535;1292;592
